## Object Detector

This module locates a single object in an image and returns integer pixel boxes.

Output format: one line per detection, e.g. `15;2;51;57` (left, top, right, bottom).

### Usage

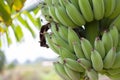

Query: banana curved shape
78;0;94;22
112;51;120;68
73;41;85;58
68;28;81;50
66;2;86;26
91;50;103;71
102;31;113;53
69;0;80;9
109;26;119;48
58;24;68;42
55;5;77;28
92;0;104;20
109;0;120;19
48;6;59;23
94;37;105;59
45;33;59;54
53;62;72;80
110;14;120;31
77;58;92;70
81;38;93;60
86;69;98;80
104;0;116;17
64;58;85;72
64;65;81;80
103;47;116;69
59;47;77;60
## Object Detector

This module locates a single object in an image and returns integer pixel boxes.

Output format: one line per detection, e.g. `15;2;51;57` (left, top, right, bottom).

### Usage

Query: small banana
64;58;85;72
68;28;80;50
112;51;120;69
81;37;93;60
94;37;105;58
64;65;81;80
65;1;86;26
102;30;113;53
92;0;104;20
104;0;116;17
78;0;94;22
103;47;116;69
109;0;120;19
86;69;98;80
59;47;77;60
109;73;120;80
110;14;120;31
69;0;80;9
53;62;71;80
109;26;119;48
107;68;120;75
73;41;85;58
77;58;92;70
91;49;103;71
55;5;77;28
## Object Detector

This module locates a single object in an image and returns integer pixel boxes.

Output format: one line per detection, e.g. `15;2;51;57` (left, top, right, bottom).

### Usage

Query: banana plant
0;0;42;48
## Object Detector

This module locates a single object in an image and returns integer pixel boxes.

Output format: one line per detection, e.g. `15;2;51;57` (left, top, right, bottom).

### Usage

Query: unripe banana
48;6;59;23
109;73;120;80
45;33;59;54
55;5;77;28
64;65;81;80
104;0;116;17
110;14;120;31
91;49;103;71
103;47;116;69
81;37;93;60
86;69;98;80
53;62;71;80
59;0;65;7
73;41;85;58
52;0;59;5
68;28;80;50
107;68;120;75
65;1;86;26
59;47;77;60
78;0;94;22
112;51;120;69
109;0;120;19
109;26;119;48
44;0;52;6
92;0;104;20
64;58;85;72
58;24;68;42
77;58;92;70
102;30;113;53
94;37;105;58
69;0;80;9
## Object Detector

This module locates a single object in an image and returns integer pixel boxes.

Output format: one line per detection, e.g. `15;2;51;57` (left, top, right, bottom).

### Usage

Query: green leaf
6;0;14;8
33;7;40;15
36;18;41;30
5;28;12;46
0;39;2;48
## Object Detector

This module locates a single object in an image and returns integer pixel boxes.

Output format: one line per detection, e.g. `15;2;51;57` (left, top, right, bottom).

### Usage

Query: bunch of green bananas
40;0;120;80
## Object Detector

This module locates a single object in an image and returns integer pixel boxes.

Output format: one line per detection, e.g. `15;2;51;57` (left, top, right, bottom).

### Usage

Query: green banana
53;62;71;80
77;58;92;70
91;49;103;71
112;51;120;68
107;68;120;75
52;0;59;5
109;0;120;19
69;0;80;9
86;69;98;80
81;37;93;60
103;47;116;69
92;0;104;20
45;33;59;54
68;28;80;50
109;73;120;80
64;58;85;72
73;41;85;58
59;47;77;60
78;0;94;22
85;21;100;45
104;0;116;17
55;5;77;28
102;30;113;53
109;26;119;48
58;24;68;42
64;65;81;80
44;0;52;6
110;14;120;31
65;1;86;26
94;37;105;59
